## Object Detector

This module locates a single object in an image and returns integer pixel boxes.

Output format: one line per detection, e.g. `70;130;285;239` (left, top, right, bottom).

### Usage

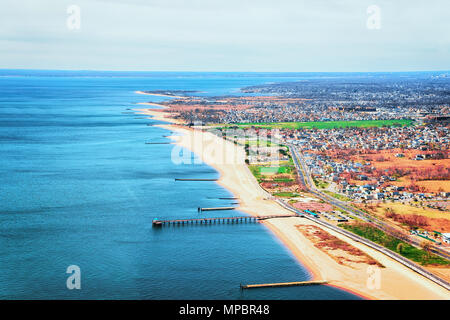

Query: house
414;154;425;160
376;192;385;200
442;233;450;244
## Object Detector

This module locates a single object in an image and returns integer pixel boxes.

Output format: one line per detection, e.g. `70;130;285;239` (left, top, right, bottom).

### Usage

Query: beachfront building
442;233;450;244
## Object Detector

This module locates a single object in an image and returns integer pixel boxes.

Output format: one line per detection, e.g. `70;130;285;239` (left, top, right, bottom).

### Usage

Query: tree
420;241;432;258
396;243;404;253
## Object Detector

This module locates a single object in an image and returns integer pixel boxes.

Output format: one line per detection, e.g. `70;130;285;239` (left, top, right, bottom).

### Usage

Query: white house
442;233;450;244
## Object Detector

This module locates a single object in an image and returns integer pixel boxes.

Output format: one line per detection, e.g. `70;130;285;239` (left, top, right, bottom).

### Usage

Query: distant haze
1;0;449;72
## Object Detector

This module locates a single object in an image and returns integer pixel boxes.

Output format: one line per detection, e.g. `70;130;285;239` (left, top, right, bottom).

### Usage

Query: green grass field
259;167;279;174
272;178;294;182
241;139;279;147
273;192;299;198
313;178;329;189
226;119;414;130
249;165;295;182
323;190;352;202
340;223;450;266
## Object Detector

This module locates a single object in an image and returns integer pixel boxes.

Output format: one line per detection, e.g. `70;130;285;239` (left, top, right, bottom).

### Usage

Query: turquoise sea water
0;70;359;299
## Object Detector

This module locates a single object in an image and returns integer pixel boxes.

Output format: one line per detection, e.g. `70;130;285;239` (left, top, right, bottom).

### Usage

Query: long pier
175;178;218;181
240;280;328;289
145;142;171;144
152;214;296;226
198;207;236;212
206;197;239;200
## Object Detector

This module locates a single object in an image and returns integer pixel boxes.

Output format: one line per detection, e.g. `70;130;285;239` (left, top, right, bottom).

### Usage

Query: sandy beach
137;107;450;300
135;108;184;125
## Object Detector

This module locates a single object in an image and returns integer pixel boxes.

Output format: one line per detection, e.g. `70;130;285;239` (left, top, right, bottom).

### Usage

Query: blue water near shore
0;70;359;299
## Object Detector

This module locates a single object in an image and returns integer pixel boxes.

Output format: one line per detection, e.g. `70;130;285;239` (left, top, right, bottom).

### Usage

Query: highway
276;144;450;291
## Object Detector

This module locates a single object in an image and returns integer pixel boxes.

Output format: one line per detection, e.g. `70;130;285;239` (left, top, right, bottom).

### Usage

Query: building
442;233;450;244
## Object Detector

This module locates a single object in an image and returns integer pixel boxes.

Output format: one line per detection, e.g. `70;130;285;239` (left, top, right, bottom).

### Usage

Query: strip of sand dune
139;108;450;300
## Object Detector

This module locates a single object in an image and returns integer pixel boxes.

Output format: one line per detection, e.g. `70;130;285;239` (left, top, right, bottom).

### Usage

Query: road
277;144;450;291
289;144;450;260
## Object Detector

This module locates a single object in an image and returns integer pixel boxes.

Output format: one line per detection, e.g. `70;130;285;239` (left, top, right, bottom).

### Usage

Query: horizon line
1;68;449;74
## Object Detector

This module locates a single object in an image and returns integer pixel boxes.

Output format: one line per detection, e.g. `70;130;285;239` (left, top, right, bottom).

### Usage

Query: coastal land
135;90;187;99
135;97;450;300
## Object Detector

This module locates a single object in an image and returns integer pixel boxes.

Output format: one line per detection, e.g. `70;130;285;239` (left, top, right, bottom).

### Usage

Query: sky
0;0;449;72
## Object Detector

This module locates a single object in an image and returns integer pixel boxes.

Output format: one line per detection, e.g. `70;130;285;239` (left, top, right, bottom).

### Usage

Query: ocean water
0;70;359;299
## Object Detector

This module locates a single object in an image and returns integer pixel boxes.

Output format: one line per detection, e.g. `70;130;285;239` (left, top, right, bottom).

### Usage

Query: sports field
226;119;414;130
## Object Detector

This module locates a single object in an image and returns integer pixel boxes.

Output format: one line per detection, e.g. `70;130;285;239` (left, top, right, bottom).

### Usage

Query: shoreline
134;108;183;125
135;90;185;99
136;106;450;300
137;102;168;108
